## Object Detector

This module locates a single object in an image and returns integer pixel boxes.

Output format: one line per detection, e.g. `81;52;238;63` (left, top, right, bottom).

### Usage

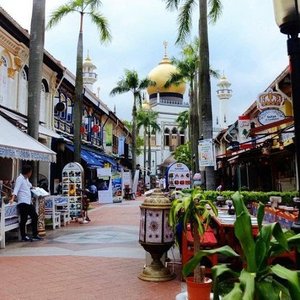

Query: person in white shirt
10;165;42;242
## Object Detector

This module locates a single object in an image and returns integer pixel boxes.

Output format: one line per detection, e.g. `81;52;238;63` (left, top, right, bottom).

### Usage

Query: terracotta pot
186;277;212;300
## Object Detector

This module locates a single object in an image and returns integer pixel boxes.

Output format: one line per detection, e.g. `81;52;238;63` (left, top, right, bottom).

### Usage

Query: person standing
10;165;43;241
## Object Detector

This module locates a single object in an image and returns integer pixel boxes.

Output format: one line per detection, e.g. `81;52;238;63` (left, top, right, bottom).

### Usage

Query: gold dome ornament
147;41;186;96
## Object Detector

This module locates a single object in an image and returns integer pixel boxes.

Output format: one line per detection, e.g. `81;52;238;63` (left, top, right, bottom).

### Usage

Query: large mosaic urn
138;189;175;282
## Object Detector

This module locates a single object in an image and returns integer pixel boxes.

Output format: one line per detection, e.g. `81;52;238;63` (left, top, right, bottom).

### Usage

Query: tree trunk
194;72;200;173
73;13;84;163
143;128;147;185
199;0;215;190
131;95;137;175
27;0;45;185
147;127;151;177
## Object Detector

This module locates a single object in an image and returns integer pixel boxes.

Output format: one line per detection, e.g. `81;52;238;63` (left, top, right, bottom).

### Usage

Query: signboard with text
198;139;214;167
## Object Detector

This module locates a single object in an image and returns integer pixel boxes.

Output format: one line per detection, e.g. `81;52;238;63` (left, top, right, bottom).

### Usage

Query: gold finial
163;40;168;57
87;49;90;60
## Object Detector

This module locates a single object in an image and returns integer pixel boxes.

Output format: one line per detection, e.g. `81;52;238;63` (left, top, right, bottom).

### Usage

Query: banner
105;123;113;146
112;170;122;202
118;136;125;156
238;116;251;149
97;167;113;204
198;139;214;167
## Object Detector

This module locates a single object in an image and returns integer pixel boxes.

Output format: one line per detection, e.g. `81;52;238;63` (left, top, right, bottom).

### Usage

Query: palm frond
46;4;77;29
209;68;220;78
110;85;130;96
164;0;182;10
165;72;185;88
85;0;102;11
139;78;155;90
89;11;111;42
176;0;196;44
208;0;223;23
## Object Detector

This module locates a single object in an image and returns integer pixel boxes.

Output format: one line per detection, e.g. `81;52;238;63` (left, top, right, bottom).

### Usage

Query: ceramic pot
186;277;212;300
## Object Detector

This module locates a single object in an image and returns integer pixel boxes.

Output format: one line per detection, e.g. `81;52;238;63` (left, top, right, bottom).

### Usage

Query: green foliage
169;188;218;282
184;192;300;300
136;135;144;156
193;190;299;206
173;142;191;169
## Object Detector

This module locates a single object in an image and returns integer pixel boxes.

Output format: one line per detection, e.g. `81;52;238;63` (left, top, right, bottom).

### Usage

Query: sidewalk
0;198;182;300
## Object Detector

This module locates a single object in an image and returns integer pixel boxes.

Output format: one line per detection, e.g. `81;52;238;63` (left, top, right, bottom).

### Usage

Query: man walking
10;165;43;241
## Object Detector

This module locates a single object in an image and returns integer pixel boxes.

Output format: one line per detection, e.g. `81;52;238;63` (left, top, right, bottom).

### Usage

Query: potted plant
183;192;300;300
169;188;225;300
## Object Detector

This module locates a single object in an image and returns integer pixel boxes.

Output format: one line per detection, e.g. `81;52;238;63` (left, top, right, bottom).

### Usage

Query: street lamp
273;0;300;240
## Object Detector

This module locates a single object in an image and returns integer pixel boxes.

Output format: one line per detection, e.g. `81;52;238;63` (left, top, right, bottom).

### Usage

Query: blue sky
1;0;288;125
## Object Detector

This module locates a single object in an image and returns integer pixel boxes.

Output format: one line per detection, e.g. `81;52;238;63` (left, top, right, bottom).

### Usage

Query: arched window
40;81;47;123
180;129;185;145
60;94;67;119
0;56;9;105
66;98;73;122
164;128;170;146
18;66;28;114
171;127;178;147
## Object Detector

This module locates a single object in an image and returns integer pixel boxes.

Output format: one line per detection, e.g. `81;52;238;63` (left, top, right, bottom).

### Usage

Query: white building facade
137;50;189;176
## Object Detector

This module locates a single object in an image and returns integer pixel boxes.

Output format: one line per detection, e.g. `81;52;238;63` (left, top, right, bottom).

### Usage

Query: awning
0;108;61;139
66;145;104;168
0;116;56;162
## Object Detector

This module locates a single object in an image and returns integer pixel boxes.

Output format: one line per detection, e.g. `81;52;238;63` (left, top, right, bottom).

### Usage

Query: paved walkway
0;198;182;300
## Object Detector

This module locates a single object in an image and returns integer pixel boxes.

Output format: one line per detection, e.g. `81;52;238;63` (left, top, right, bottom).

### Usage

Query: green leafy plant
168;188;220;283
183;192;300;300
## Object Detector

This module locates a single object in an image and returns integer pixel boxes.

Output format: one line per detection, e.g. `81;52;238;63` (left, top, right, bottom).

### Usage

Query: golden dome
147;55;186;95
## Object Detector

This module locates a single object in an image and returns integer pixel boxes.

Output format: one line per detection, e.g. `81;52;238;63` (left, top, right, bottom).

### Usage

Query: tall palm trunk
199;0;215;190
27;0;46;185
143;128;147;184
74;12;84;163
147;127;151;177
131;95;137;174
194;71;200;173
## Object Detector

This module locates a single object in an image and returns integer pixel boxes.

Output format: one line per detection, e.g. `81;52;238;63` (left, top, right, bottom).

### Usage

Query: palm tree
47;0;111;163
110;70;154;173
176;110;189;132
164;0;223;190
166;39;218;173
137;108;160;181
27;0;46;185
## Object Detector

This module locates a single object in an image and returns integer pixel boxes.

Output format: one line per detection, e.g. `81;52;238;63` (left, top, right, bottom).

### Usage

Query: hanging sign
238;115;252;148
258;108;286;125
198;139;214;167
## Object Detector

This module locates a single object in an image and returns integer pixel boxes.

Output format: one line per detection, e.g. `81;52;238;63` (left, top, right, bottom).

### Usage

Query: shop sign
198;139;215;167
166;162;190;189
238;116;251;145
258;108;286;125
256;88;285;111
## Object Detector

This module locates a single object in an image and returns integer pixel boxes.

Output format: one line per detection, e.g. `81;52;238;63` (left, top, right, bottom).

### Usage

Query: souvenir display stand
62;162;84;220
166;162;191;190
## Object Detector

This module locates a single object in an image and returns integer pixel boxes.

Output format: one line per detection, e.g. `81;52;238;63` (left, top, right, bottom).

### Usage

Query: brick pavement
0;198;182;300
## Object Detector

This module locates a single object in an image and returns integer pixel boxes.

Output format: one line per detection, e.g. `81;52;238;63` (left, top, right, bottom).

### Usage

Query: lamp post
273;0;300;267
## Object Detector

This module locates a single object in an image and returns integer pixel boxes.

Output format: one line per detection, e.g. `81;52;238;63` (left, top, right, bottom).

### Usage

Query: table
211;210;260;250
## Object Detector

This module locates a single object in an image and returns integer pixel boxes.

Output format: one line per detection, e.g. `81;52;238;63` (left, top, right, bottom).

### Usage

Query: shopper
10;165;43;242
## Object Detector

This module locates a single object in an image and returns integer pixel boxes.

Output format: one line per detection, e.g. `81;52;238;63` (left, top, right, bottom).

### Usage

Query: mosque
137;43;232;180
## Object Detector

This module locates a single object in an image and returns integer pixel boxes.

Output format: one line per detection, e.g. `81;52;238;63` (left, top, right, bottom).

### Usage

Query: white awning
0;116;56;162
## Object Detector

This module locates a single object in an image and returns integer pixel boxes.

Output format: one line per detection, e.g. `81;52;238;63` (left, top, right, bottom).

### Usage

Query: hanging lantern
92;124;100;133
80;126;85;134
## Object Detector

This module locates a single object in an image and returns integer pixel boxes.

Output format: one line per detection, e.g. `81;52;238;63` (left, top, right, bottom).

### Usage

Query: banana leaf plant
183;191;300;300
168;188;219;283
